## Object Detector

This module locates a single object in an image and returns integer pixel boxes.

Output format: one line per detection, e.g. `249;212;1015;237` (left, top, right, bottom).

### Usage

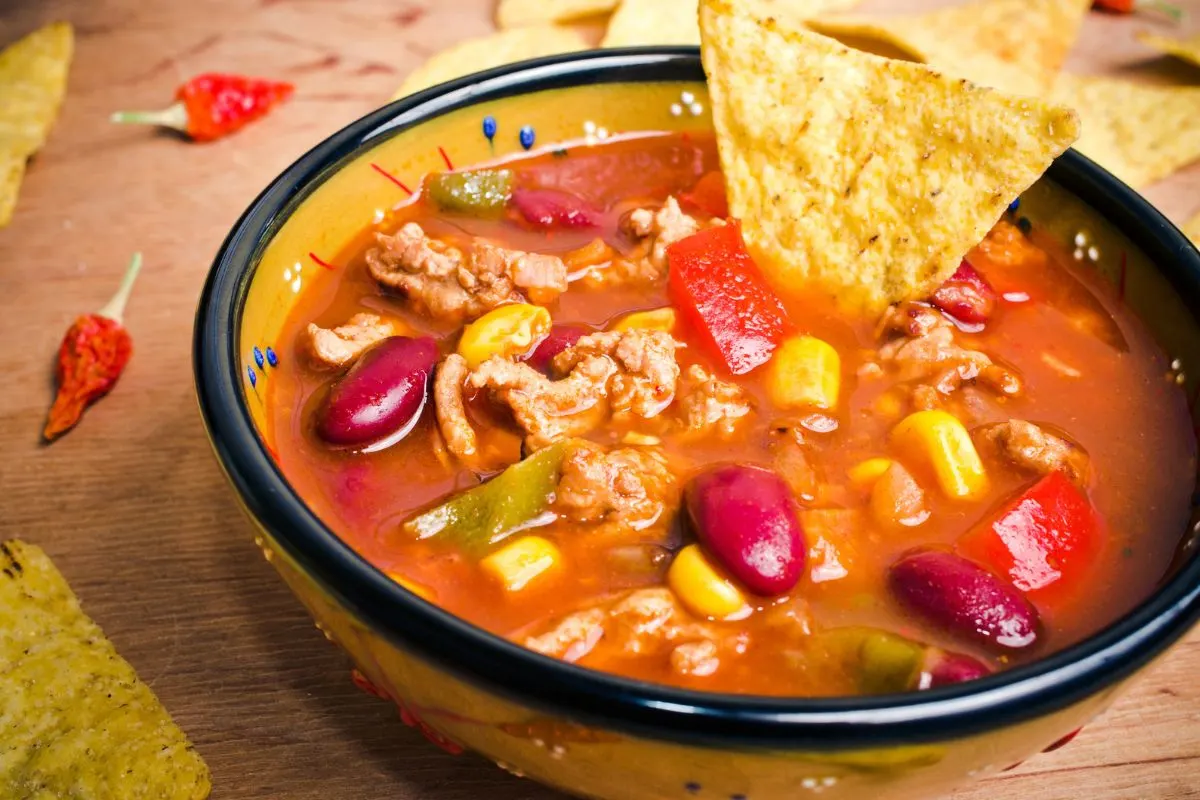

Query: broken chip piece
1050;74;1200;189
497;0;618;28
0;21;73;227
805;0;1090;97
1136;30;1200;70
601;0;860;48
602;0;703;46
393;25;590;100
0;540;211;799
699;0;1079;313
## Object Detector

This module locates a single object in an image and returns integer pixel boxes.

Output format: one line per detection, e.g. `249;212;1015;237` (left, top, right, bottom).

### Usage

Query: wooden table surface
2;0;1199;797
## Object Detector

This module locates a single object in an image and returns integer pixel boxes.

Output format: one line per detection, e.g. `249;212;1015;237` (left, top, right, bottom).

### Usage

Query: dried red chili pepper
43;253;142;443
1092;0;1182;20
110;73;294;142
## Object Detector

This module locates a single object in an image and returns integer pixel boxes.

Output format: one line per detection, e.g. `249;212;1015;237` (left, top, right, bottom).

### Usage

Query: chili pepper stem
110;103;190;133
96;253;143;323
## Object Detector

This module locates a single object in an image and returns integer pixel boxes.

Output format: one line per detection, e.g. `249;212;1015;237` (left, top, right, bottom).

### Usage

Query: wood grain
0;1;1197;798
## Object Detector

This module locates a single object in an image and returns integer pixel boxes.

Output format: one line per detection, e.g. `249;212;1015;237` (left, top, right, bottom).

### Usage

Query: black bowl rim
194;48;1200;750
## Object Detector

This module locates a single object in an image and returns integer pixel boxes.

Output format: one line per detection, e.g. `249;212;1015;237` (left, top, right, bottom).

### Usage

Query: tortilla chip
700;0;1079;312
1136;30;1200;69
0;22;73;228
394;26;590;99
0;152;27;228
1184;211;1200;246
806;0;1090;97
0;540;211;799
1050;74;1200;188
602;0;859;48
603;0;701;46
498;0;618;28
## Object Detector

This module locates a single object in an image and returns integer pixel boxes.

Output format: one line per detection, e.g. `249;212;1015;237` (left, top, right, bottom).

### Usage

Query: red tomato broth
265;132;1195;697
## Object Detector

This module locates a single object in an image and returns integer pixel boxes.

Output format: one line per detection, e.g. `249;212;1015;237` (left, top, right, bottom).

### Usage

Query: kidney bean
931;261;997;324
522;324;587;372
512;188;600;229
889;550;1039;651
685;464;805;595
922;649;991;689
317;336;437;448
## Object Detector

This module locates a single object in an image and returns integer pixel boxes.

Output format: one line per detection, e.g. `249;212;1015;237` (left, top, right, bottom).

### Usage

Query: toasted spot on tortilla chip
806;0;1090;97
602;0;859;48
0;540;211;800
0;21;73;228
699;0;1078;314
1136;30;1200;70
393;26;590;100
497;0;618;28
1050;74;1200;188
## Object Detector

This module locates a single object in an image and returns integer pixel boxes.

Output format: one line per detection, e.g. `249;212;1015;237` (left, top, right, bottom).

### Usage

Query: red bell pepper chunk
667;222;791;374
957;471;1103;606
931;261;997;324
680;171;729;218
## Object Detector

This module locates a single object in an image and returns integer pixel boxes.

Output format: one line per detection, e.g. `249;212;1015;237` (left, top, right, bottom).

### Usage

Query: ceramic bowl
194;50;1200;800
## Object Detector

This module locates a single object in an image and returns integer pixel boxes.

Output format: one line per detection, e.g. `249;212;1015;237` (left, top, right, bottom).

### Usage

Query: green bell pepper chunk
857;631;925;695
404;442;565;553
819;627;926;695
426;169;513;216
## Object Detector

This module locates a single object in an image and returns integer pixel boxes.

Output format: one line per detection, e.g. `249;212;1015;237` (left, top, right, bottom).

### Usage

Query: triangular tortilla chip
806;0;1090;97
700;0;1079;312
498;0;618;28
0;21;73;228
602;0;859;48
1050;74;1200;188
393;26;590;100
1136;30;1200;69
0;540;211;799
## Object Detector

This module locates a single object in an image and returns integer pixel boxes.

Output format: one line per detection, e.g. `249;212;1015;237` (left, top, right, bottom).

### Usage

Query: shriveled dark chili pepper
1092;0;1181;20
43;253;142;443
110;73;294;142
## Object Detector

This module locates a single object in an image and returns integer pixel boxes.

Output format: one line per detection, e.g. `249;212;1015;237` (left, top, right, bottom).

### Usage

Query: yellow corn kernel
457;303;551;368
766;335;840;411
890;410;987;500
387;572;434;601
847;457;893;489
668;544;745;619
613;307;676;333
481;536;561;592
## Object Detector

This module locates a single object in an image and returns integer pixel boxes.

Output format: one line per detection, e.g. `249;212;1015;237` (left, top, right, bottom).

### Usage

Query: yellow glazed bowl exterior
250;517;1125;800
196;52;1200;800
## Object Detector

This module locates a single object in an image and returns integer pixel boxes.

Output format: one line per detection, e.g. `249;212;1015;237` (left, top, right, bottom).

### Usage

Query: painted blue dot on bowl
1008;197;1020;213
253;346;265;369
483;115;497;140
519;125;535;150
247;366;258;388
265;346;278;367
684;782;701;795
